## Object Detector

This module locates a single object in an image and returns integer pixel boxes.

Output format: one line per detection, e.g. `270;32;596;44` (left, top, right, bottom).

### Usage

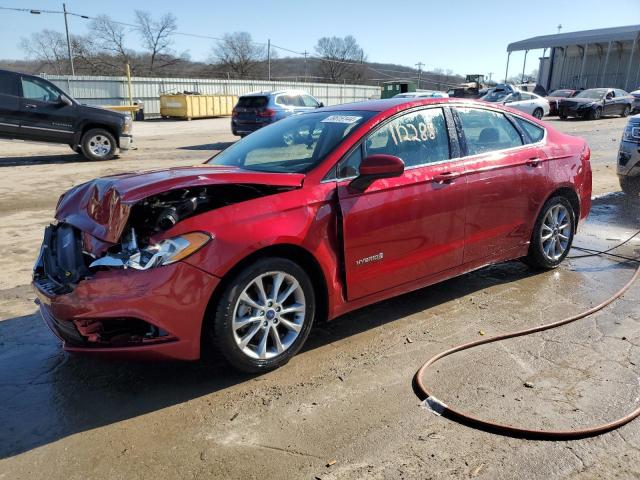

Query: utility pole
487;72;493;82
415;61;424;89
62;3;75;76
303;50;308;83
557;24;562;34
267;39;271;81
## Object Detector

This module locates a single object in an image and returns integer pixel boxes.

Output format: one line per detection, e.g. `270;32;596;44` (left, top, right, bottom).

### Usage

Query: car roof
240;90;310;97
322;97;480;112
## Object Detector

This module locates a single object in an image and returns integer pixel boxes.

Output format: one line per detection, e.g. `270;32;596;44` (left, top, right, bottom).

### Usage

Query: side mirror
58;95;72;107
349;154;404;192
318;102;324;108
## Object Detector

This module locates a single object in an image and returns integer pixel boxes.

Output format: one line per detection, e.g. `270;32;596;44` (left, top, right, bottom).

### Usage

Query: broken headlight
90;231;211;270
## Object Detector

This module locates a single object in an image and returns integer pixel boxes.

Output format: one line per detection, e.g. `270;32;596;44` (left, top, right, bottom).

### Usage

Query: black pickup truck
0;69;132;160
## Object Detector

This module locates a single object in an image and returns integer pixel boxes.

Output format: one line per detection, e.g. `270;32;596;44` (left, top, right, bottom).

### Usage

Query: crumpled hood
55;166;305;243
559;97;600;108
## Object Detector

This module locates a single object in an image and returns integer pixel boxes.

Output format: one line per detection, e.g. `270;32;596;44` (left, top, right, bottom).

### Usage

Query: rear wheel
524;196;576;269
559;114;568;120
621;105;631;117
589;107;602;120
209;257;316;372
532;108;543;120
81;128;117;161
620;176;640;196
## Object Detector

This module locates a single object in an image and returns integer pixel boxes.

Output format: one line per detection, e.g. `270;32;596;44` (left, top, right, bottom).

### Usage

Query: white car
394;90;449;99
482;89;549;119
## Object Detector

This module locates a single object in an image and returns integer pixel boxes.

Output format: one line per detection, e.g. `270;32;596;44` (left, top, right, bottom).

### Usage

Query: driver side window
21;77;60;103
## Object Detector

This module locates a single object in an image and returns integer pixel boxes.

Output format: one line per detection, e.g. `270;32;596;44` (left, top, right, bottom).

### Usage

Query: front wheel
532;108;543;120
620;176;640;196
559;114;568;120
524;196;576;270
589;107;602;120
209;258;316;372
81;128;117;161
621;105;631;117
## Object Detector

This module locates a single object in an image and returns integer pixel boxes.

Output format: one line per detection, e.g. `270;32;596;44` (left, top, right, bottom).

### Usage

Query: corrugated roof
508;24;640;52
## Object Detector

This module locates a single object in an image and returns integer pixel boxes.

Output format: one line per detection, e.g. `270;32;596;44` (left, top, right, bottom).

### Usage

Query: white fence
43;75;381;118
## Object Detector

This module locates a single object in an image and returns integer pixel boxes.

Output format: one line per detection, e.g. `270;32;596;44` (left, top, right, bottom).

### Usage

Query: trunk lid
55;166;305;243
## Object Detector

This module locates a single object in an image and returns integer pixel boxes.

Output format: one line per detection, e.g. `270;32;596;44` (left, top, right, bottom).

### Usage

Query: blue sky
1;0;639;79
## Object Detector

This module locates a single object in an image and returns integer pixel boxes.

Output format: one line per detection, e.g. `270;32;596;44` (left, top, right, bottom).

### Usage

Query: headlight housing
90;231;212;270
623;124;640;144
122;115;133;135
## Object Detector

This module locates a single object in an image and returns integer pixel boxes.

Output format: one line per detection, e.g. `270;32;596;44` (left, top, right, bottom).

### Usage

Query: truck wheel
81;128;117;161
620;176;640;196
532;108;543;120
524;196;575;270
69;143;81;154
208;257;316;373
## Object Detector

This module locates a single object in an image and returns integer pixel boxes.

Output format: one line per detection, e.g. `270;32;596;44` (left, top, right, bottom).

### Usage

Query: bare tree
90;15;132;67
134;10;178;74
211;32;265;79
19;30;69;74
314;35;365;82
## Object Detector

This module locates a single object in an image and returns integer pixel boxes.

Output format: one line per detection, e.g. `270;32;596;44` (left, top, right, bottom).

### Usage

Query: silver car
618;113;640;194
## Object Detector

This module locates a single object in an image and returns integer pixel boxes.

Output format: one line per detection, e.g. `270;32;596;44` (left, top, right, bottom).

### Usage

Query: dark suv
0;69;132;160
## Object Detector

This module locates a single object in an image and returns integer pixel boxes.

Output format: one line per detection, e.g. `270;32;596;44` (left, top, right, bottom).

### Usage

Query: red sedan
33;98;592;372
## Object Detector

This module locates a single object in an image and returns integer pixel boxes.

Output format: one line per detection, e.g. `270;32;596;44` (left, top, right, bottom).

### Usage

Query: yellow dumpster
160;93;237;120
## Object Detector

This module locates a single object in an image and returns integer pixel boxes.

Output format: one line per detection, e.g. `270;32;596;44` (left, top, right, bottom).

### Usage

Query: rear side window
513;116;545;143
456;107;523;155
238;96;268;108
301;95;319;108
365;107;450;167
0;72;18;96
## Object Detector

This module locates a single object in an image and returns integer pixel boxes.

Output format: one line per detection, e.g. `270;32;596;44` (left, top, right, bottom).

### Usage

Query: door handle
526;157;542;167
24;104;37;109
432;171;461;183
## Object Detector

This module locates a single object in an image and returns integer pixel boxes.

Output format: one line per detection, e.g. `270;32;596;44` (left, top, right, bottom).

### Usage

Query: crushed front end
32;222;219;361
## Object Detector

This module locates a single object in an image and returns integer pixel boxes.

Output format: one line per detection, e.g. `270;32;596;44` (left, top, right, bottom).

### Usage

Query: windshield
576;89;607;100
207;110;374;173
549;89;573;98
482;90;510;102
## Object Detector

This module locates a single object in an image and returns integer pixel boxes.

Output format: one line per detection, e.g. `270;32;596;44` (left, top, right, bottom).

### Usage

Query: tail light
258;108;276;118
232;107;238;117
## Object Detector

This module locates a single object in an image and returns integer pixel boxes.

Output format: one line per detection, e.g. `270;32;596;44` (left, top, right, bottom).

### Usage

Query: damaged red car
33;98;592;372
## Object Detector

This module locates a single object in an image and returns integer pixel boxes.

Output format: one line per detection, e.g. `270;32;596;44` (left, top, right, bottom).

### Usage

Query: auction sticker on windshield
321;115;362;124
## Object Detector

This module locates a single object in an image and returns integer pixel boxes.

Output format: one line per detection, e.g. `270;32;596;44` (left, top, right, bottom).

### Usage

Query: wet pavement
0;193;638;479
1;117;640;479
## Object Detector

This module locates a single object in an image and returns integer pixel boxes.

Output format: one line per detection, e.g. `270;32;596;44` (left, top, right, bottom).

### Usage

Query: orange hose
414;261;640;440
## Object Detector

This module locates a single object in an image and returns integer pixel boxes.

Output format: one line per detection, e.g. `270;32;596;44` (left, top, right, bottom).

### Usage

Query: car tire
620;176;640;196
69;143;81;154
524;196;576;270
209;257;316;373
589;107;602;120
621;105;631;117
80;128;117;161
532;108;543;120
559;114;568;120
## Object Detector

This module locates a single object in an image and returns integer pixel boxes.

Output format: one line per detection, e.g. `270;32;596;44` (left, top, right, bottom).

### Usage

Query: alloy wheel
232;271;306;360
88;135;112;157
540;204;572;261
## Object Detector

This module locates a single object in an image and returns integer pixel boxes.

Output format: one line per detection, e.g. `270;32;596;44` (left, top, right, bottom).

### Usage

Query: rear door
603;90;617;116
0;71;20;137
454;106;550;263
19;76;75;142
338;106;467;300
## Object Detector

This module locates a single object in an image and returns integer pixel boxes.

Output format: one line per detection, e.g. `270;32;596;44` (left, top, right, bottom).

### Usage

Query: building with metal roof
505;25;640;92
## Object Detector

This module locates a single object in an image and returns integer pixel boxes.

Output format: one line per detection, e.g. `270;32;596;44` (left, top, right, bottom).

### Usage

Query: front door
454;106;551;263
338;107;467;300
18;76;75;143
0;71;20;137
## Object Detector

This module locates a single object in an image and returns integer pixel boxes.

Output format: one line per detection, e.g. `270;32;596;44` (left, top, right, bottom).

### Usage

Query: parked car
33;97;592;372
546;89;581;116
394;90;449;99
557;88;634;120
631;88;640;113
231;90;323;137
617;113;640;195
0;69;132;160
482;89;549;119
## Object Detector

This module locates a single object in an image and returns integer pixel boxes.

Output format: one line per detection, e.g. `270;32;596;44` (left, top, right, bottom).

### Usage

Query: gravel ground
1;114;639;480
